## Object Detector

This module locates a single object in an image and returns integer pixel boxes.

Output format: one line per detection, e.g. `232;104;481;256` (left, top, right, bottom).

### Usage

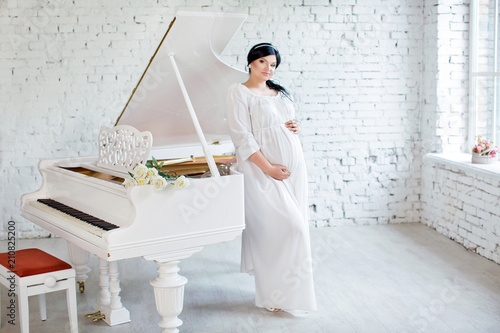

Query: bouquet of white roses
122;157;190;192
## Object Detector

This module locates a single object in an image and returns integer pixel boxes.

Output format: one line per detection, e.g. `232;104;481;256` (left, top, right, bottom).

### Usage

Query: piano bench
0;248;78;333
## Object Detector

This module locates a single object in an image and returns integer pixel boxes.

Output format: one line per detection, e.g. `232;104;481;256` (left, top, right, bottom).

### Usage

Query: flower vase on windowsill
471;152;497;164
471;137;498;164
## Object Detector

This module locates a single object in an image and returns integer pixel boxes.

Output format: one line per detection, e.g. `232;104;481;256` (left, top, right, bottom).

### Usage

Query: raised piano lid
115;11;248;159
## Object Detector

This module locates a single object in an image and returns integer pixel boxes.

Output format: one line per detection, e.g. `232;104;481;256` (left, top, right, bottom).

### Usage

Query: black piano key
100;223;119;231
37;199;119;231
71;212;87;217
86;220;107;227
67;213;80;218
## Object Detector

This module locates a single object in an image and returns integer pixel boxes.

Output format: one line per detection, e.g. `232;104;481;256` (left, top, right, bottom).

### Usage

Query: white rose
151;176;168;192
136;177;149;186
173;175;190;190
122;177;137;188
147;167;159;178
133;164;149;179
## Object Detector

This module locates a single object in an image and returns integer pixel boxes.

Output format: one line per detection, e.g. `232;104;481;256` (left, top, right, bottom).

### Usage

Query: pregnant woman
226;43;316;313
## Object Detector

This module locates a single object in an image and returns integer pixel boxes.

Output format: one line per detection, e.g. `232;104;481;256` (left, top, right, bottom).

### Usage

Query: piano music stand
0;248;78;333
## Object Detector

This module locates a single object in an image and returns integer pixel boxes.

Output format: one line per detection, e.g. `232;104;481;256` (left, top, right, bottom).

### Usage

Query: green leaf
165;170;177;178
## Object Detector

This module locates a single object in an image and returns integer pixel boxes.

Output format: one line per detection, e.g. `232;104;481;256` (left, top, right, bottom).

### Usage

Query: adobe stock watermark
5;220;17;326
234;312;265;333
128;55;171;110
404;276;462;333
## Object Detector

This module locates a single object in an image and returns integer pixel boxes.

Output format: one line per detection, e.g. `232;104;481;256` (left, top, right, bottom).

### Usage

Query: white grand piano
21;11;248;333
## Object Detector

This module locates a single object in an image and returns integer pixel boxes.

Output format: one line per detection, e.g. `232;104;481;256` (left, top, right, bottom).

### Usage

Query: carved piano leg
67;242;90;293
150;261;187;333
97;260;131;326
144;247;203;333
94;259;111;310
86;260;109;321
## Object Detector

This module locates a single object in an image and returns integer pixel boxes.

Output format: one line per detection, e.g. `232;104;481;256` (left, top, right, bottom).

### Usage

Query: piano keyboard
30;199;119;237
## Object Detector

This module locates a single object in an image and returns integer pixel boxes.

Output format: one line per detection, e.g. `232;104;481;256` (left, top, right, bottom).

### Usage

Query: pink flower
472;137;498;156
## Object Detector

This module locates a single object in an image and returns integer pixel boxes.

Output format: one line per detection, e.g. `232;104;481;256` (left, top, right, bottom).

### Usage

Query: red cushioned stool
0;248;78;333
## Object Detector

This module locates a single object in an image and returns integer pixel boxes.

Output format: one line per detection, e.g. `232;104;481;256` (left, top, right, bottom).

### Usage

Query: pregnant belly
258;125;305;172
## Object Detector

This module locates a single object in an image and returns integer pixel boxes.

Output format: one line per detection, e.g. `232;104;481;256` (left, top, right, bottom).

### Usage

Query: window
469;0;500;147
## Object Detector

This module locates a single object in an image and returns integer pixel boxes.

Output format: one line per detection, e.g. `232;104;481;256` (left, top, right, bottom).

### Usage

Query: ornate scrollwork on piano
97;125;153;174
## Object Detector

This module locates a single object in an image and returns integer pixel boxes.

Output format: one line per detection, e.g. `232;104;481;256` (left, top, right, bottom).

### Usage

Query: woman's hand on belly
249;150;290;181
285;120;301;134
264;164;291;181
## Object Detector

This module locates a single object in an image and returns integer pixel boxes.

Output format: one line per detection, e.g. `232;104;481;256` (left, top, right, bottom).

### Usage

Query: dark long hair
247;42;291;99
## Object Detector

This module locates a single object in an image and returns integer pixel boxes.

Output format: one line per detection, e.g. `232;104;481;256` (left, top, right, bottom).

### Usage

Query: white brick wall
0;0;469;238
422;155;500;264
294;1;424;227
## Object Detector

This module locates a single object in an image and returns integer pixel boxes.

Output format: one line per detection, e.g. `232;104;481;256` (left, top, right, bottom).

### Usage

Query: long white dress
226;83;317;311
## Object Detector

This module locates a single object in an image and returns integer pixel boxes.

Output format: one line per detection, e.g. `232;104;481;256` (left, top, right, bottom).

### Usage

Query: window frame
469;0;500;149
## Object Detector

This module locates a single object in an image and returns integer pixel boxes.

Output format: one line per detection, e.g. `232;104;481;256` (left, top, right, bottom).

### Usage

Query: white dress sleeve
226;85;260;161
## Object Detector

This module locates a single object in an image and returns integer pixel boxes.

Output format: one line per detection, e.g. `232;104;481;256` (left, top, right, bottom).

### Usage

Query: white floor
1;223;499;333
